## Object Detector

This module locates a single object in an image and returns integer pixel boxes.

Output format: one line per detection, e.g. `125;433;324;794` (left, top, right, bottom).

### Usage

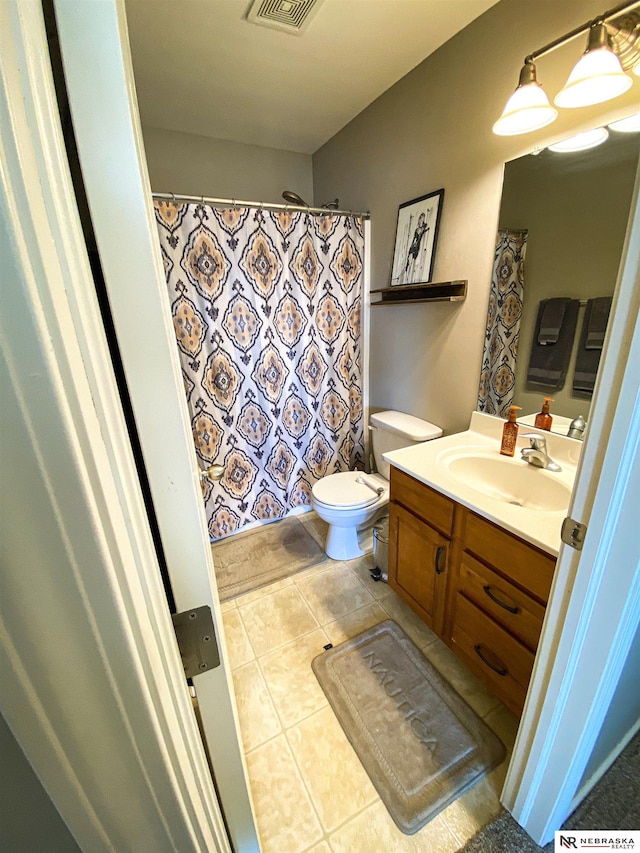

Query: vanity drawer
463;511;556;603
450;595;535;715
458;553;545;652
390;467;455;536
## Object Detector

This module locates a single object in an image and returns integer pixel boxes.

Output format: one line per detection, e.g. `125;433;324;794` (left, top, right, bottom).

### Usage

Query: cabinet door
389;502;448;633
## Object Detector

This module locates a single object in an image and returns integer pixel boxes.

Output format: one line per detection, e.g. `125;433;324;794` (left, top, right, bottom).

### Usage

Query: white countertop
383;411;581;557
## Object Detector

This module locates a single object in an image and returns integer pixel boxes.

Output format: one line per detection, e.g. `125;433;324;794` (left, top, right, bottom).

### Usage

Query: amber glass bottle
534;397;554;431
500;405;522;457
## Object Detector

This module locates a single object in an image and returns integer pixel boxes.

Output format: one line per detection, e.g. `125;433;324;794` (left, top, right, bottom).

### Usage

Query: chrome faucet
520;434;562;472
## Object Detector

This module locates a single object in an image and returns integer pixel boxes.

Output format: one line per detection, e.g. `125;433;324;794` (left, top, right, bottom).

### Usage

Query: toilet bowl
311;410;442;560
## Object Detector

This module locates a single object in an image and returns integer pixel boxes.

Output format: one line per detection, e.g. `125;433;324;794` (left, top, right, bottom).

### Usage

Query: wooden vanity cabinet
388;468;453;634
388;467;557;717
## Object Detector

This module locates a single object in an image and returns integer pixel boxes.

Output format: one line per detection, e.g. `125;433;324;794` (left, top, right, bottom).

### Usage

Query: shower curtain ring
232;198;237;210
170;192;176;204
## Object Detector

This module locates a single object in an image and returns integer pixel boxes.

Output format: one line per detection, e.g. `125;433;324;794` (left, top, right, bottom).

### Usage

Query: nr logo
559;837;578;849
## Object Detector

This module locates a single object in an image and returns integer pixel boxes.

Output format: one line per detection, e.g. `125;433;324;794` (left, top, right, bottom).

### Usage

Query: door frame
1;1;236;850
52;0;259;850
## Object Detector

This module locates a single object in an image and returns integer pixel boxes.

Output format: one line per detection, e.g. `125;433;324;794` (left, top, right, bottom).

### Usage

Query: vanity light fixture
548;126;610;152
493;0;640;137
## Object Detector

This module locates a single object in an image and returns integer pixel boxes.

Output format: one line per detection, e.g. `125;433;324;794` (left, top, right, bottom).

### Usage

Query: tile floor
219;512;519;853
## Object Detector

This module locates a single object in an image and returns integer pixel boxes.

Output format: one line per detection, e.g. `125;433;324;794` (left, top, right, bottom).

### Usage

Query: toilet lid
312;471;386;509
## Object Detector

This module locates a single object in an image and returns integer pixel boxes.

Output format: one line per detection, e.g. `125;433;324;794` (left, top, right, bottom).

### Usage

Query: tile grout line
246;730;325;853
235;576;388;662
280;709;382;847
254;628;332;732
234;585;321;656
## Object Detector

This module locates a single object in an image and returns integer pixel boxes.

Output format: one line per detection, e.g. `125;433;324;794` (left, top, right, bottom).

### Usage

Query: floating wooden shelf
370;280;467;306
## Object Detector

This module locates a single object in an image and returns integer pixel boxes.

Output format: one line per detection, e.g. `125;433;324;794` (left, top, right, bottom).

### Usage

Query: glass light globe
493;82;558;136
555;25;632;108
548;127;609;153
609;112;640;133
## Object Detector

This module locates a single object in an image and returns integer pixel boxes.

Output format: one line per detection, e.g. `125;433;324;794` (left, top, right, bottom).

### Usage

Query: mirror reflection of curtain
154;202;365;539
477;229;527;417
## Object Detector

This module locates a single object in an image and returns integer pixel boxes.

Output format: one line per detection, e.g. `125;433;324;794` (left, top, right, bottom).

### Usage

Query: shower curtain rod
152;191;370;220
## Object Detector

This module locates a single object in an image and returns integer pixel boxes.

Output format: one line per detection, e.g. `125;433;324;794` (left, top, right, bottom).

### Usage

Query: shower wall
142;126;314;206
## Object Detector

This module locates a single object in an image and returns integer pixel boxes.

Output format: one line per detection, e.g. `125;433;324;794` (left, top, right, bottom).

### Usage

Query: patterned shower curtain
477;229;527;417
154;201;365;539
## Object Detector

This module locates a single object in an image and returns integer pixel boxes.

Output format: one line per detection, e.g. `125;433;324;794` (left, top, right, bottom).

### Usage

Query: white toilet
311;410;442;560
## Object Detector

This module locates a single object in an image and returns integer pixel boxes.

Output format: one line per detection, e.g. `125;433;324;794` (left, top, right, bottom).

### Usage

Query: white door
51;1;258;850
1;1;246;851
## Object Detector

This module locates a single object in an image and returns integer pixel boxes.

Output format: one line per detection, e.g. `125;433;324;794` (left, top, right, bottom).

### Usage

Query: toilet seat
312;471;387;510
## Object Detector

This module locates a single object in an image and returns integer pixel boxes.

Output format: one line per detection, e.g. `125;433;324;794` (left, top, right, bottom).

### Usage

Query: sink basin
442;452;571;512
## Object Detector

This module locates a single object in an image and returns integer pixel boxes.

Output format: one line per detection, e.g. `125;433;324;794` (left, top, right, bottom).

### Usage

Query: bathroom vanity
384;412;580;717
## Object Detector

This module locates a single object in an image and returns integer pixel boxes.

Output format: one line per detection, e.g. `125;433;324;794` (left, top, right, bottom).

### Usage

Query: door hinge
561;516;588;551
172;606;220;678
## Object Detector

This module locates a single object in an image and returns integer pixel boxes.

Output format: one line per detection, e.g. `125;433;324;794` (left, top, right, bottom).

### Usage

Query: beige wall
312;0;640;435
500;134;638;425
142;125;314;204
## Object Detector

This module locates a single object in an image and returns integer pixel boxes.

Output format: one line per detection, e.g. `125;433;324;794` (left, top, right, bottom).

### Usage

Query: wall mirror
478;124;638;437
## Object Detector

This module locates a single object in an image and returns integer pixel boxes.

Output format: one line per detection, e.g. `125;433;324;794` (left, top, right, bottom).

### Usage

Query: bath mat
212;516;327;601
312;620;506;834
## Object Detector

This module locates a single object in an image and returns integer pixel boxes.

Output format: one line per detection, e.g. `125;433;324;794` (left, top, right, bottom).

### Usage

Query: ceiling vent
246;0;325;35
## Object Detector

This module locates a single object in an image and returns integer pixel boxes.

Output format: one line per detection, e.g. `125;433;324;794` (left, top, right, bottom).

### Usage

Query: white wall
142;125;313;204
312;0;640;435
0;714;80;852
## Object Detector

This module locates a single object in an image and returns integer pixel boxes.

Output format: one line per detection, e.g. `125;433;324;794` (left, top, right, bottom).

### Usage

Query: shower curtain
477;229;527;417
154;201;365;539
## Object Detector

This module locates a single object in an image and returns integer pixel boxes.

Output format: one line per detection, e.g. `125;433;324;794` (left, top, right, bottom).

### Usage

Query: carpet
312;620;506;834
211;516;327;601
457;731;640;852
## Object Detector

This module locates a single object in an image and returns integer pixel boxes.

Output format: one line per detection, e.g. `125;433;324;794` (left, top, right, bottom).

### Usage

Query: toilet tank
370;410;442;480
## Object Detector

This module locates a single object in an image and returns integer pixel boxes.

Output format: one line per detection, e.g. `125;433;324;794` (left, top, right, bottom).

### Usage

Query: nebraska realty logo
555;831;639;850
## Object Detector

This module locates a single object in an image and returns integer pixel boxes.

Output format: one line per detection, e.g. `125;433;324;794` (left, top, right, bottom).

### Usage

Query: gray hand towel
585;296;612;350
573;297;612;394
538;298;567;345
527;298;579;390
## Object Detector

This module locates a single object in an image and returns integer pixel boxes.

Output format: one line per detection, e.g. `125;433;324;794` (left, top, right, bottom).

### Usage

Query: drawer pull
435;546;446;574
482;584;520;614
474;644;508;677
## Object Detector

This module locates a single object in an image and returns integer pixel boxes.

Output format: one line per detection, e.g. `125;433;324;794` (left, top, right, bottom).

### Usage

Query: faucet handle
521;432;547;451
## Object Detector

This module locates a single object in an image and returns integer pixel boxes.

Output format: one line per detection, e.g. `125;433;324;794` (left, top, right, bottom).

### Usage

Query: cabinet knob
435;546;446;574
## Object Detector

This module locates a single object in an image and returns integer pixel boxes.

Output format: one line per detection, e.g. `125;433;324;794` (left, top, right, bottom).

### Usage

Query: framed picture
390;189;444;286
